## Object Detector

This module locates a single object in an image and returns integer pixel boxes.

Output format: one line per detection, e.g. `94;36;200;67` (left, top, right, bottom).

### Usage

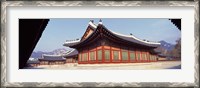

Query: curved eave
102;25;160;48
63;39;81;47
63;42;80;47
63;49;78;58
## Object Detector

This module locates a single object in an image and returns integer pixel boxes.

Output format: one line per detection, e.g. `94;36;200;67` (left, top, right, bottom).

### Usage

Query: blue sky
33;18;181;52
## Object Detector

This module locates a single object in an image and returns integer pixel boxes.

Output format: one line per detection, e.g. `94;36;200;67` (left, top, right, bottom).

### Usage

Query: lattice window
97;50;102;61
90;51;95;61
122;51;128;60
130;52;135;61
113;50;119;61
104;50;110;61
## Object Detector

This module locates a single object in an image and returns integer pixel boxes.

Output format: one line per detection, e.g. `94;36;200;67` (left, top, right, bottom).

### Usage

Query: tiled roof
27;60;40;64
63;20;161;48
104;25;160;47
63;49;78;58
39;55;66;61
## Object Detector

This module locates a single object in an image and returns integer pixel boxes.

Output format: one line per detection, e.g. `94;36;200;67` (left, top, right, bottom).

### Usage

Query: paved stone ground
24;61;181;70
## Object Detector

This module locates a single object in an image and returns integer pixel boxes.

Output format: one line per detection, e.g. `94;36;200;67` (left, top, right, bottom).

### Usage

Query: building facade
38;55;66;65
64;20;161;64
26;60;40;67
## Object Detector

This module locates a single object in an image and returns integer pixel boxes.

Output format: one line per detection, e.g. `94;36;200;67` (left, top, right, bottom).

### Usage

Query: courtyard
25;61;181;70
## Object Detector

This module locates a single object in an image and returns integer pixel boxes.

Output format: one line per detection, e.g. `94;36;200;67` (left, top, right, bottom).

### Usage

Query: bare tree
171;38;181;60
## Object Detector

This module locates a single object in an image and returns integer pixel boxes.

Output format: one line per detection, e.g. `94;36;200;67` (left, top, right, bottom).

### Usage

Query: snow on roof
89;21;97;29
66;49;76;55
64;39;81;45
91;19;160;45
99;19;103;25
64;49;78;57
109;29;161;45
40;54;65;61
63;20;160;47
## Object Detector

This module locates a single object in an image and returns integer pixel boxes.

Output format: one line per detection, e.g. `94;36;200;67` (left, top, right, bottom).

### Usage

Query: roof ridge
88;21;97;29
64;39;80;45
42;54;62;57
108;29;160;45
66;49;75;55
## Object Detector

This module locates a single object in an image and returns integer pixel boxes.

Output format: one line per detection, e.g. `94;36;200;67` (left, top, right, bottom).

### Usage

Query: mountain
30;48;72;59
158;40;175;51
51;48;69;55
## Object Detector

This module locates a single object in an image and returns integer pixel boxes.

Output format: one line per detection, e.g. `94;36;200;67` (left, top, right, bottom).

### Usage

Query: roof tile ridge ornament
99;19;103;25
98;19;104;36
88;20;97;29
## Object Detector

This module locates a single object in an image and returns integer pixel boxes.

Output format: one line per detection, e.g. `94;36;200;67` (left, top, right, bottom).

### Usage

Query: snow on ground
24;61;181;70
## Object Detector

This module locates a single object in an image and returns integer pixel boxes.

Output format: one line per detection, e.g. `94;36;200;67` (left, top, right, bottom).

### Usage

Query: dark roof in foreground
39;55;66;61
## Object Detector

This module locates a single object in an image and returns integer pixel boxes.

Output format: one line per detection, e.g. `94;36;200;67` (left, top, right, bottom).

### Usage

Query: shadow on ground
23;67;44;69
166;65;181;69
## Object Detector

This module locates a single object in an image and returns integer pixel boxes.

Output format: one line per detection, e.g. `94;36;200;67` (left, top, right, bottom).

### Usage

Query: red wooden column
128;48;130;63
146;52;148;62
145;51;147;62
95;47;98;64
135;50;138;62
145;51;148;62
120;46;122;63
135;50;137;62
139;51;142;62
81;52;83;64
147;52;149;62
140;51;142;62
87;48;89;64
133;50;135;63
78;53;79;63
141;51;143;62
78;53;80;64
144;52;145;62
149;53;151;62
142;51;144;62
102;46;104;63
110;46;112;63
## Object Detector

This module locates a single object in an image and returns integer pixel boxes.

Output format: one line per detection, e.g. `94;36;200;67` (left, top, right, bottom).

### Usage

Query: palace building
26;60;40;67
63;20;161;64
38;54;66;65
